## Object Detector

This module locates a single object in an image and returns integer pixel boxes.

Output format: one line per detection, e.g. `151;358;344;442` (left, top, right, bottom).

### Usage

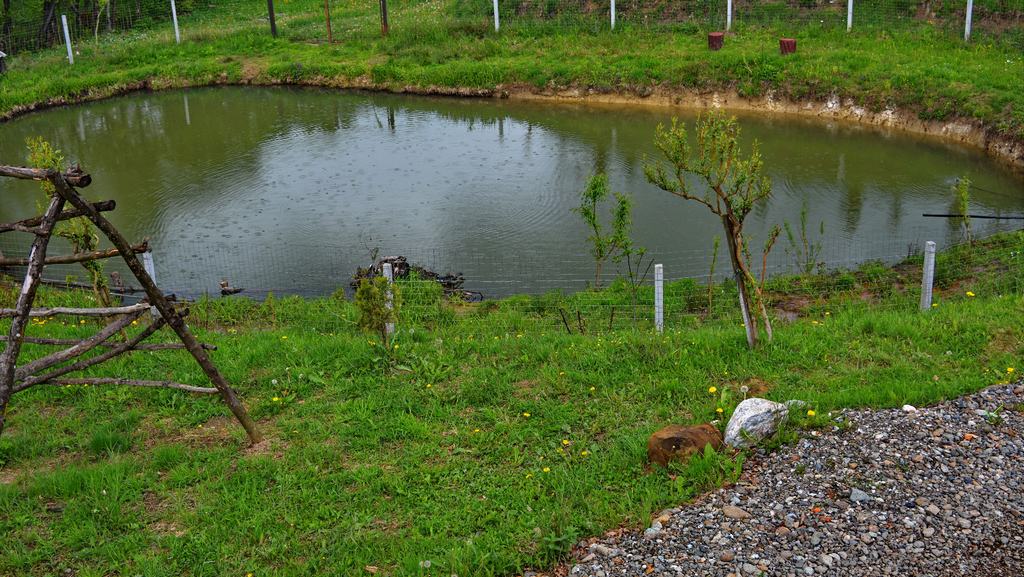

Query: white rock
725;398;790;449
902;405;918;412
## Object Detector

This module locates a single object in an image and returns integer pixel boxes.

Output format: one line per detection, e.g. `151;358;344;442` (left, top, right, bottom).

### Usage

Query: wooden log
49;174;262;444
0;335;216;351
0;200;116;235
708;32;724;51
0;193;66;437
14;308;145;381
44;378;217;394
16;314;166;391
0;303;150;318
780;38;797;55
0;165;91;187
0;241;149;267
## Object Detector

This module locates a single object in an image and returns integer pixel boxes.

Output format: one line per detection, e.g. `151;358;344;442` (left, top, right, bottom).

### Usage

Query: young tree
574;173;631;289
644;112;776;349
27;138;114;310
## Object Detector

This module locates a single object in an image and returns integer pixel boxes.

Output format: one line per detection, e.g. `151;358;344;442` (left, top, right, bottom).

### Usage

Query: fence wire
3;221;1020;337
1;0;1021;58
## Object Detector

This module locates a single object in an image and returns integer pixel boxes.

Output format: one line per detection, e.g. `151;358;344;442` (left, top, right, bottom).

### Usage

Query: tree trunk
721;215;758;349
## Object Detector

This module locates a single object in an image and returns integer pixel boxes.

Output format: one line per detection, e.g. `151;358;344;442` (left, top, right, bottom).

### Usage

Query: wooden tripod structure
0;164;261;444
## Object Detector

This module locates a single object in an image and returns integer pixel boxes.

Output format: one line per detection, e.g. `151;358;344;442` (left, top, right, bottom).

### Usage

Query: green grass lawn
1;232;1021;576
1;0;1023;143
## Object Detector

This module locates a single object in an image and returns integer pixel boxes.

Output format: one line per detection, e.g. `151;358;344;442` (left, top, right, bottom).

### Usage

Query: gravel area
570;382;1024;577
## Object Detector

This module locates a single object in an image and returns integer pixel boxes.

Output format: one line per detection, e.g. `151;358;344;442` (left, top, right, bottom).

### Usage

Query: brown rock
647;424;724;467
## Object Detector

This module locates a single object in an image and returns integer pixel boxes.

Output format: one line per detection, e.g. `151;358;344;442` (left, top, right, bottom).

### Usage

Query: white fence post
493;0;499;31
920;241;936;311
847;0;853;31
171;0;181;43
61;14;74;64
654;264;664;333
964;0;973;41
726;0;732;31
142;251;158;317
610;0;616;29
382;262;395;337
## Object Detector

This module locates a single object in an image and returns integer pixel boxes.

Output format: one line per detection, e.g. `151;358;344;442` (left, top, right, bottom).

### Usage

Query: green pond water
0;86;1021;297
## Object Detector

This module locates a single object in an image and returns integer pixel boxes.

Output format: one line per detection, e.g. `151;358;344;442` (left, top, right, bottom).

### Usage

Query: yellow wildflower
807;409;816;417
522;412;530;418
1007;367;1015;374
581;450;589;457
708;386;717;394
966;291;976;297
542;467;550;473
716;407;724;414
425;383;432;388
272;397;281;402
561;439;570;446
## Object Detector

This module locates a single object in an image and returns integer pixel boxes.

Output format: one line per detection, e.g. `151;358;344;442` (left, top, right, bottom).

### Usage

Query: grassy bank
0;0;1022;145
0;232;1021;576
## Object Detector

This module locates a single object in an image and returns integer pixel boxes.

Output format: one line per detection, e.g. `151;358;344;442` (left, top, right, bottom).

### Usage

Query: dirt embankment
3;75;1023;171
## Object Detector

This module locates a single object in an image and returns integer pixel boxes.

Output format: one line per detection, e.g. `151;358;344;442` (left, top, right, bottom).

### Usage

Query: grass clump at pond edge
0;232;1022;576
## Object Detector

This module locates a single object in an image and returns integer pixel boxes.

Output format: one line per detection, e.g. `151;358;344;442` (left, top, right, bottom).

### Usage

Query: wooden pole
324;0;333;43
267;0;277;37
49;175;262;445
0;194;65;437
379;0;388;36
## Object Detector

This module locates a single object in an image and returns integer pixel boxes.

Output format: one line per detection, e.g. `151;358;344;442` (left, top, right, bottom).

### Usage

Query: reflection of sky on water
0;86;1021;297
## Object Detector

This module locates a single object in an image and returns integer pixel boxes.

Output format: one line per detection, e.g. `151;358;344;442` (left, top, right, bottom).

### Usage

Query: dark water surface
1;87;1021;297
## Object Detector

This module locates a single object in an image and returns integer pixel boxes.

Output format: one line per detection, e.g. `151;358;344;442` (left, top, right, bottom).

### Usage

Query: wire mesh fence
1;0;1020;58
3;221;1019;337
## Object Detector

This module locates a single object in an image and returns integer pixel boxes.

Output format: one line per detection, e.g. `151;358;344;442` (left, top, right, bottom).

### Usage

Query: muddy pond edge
2;76;1022;174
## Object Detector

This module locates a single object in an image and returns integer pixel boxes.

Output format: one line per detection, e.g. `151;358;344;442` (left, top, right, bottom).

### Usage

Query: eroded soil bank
4;76;1022;172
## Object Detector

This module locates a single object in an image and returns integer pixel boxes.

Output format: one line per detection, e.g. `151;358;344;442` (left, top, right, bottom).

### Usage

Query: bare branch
0;335;216;351
0;303;150;319
14;309;145;380
43;378;217;394
15;315;167;391
0;241;149;267
0;201;117;235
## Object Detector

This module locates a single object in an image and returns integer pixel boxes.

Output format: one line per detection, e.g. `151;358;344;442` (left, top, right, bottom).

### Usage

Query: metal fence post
493;0;500;31
61;15;74;64
964;0;973;40
171;0;181;43
920;241;936;311
611;0;616;29
847;0;853;31
142;251;158;317
726;0;733;31
654;264;664;333
382;262;395;337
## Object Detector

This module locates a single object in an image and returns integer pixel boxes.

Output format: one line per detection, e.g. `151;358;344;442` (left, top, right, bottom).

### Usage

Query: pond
1;87;1022;298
